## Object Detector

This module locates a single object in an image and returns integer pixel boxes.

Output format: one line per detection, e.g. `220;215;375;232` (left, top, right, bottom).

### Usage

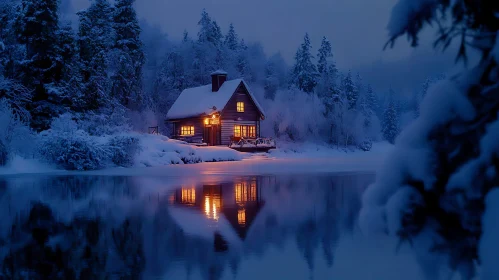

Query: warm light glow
233;125;256;138
205;115;219;126
181;188;196;204
204;194;221;221
238;209;246;226
180;126;195;136
249;126;256;138
204;196;210;216
250;181;257;201
237;102;245;112
235;182;257;204
234;125;241;137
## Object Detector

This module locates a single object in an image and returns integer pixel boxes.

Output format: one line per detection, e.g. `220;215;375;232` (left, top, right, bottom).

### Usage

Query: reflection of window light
238;209;246;226
235;182;257;204
204;194;221;221
205;196;210;216
181;188;196;204
250;182;257;201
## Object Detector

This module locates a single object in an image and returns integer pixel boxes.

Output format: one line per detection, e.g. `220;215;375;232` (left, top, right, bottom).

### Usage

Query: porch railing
229;137;276;149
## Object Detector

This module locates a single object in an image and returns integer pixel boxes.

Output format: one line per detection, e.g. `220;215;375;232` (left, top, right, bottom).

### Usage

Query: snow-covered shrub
39;114;109;171
262;88;327;141
76;106;131;136
0;99;34;164
108;135;141;167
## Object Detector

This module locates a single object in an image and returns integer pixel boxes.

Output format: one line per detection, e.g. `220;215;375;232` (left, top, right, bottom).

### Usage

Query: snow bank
0;155;56;175
480;189;499;280
269;140;393;159
135;133;246;167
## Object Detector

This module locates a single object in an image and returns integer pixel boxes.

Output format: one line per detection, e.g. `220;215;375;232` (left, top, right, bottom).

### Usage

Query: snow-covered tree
111;0;145;110
316;36;338;100
291;33;318;93
197;9;222;46
342;71;358;110
381;93;398;144
360;1;499;278
224;23;239;51
17;0;68;131
77;0;113;111
317;36;332;75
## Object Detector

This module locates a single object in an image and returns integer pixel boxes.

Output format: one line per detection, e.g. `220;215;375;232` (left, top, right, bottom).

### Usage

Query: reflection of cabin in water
170;177;264;240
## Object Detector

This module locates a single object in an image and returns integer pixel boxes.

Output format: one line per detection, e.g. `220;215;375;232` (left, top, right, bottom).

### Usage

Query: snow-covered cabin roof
166;79;265;120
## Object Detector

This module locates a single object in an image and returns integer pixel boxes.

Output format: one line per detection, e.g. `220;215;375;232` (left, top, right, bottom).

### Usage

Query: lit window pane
237;102;244;112
234;125;241;137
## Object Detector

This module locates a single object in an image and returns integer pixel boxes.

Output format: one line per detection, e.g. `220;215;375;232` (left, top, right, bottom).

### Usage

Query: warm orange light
204;194;221;221
181;188;196;204
204;118;209;125
212;114;216;119
238;209;246;226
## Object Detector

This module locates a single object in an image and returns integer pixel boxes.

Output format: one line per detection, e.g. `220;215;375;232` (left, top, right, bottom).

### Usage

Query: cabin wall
220;120;259;145
220;84;262;145
172;118;204;143
221;85;261;121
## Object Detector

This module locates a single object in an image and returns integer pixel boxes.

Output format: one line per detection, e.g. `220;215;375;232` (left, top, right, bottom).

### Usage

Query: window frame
180;126;195;136
236;102;245;112
233;125;257;138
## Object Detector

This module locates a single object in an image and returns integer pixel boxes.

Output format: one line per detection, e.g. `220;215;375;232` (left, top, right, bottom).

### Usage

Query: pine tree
211;20;223;47
236;39;250;80
316;36;338;99
197;9;212;43
342;71;358;110
111;0;145;110
317;36;332;75
197;9;222;46
365;84;378;115
17;0;68;131
381;94;398;144
224;23;239;51
77;0;113;111
291;33;318;93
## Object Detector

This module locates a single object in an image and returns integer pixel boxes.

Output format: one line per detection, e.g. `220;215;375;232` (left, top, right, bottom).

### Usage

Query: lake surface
0;173;423;280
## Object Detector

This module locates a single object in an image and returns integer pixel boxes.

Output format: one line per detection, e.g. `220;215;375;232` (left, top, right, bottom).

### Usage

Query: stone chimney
211;70;228;92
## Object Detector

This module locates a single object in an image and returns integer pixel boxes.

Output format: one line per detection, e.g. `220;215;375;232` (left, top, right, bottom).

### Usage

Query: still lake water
0;173;422;280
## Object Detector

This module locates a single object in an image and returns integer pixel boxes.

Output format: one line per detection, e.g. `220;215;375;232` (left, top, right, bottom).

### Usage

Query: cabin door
204;125;219;146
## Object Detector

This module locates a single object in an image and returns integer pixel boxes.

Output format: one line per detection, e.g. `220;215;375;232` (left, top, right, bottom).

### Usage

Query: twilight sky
67;0;461;95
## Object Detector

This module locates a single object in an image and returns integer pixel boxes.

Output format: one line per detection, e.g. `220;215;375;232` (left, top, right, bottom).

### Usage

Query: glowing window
249;126;256;138
181;126;194;136
237;102;244;112
241;126;248;138
234;125;241;137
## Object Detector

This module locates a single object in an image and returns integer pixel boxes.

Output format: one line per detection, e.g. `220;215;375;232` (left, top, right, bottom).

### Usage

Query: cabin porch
228;136;276;153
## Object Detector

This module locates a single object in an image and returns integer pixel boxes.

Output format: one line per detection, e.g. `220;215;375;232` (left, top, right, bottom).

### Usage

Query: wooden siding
172;118;204;143
221;83;262;122
220;120;259;145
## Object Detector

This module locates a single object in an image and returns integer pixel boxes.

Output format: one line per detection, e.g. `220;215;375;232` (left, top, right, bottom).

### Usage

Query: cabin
165;71;268;148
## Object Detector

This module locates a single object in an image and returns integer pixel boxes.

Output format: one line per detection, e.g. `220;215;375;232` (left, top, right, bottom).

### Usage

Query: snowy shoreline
0;141;393;177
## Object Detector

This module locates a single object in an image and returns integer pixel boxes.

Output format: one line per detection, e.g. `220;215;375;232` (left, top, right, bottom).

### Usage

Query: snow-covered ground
0;134;394;176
